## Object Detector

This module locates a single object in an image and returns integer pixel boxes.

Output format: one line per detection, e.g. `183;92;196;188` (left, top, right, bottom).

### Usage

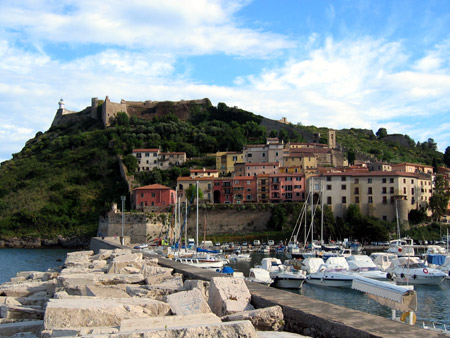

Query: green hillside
0;101;446;239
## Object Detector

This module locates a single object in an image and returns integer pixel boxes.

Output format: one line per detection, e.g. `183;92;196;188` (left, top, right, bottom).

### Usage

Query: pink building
133;184;176;209
235;162;280;177
231;176;257;203
213;178;234;204
268;173;305;203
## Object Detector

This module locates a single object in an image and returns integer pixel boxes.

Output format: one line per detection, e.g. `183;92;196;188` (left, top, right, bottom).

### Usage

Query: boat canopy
426;254;446;266
352;276;417;312
301;257;324;273
325;256;350;270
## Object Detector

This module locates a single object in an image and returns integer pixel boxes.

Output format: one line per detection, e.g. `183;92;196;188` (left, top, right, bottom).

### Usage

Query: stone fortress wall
51;96;212;128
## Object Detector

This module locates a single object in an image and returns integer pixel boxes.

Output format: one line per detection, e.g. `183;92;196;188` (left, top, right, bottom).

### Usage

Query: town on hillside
129;130;450;226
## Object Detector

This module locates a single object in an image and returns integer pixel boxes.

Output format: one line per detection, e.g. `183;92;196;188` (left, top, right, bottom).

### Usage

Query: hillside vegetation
0;100;446;239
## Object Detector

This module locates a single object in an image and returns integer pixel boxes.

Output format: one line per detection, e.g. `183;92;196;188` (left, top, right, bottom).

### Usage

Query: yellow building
176;177;214;203
283;153;317;172
215;151;244;176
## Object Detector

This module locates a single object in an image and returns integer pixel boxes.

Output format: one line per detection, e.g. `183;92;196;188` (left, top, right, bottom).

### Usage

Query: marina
226;250;450;332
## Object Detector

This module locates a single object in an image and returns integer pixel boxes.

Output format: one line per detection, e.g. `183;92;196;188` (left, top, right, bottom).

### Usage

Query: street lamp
120;195;126;246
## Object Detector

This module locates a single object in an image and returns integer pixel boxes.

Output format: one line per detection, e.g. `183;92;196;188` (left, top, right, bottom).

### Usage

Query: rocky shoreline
0;248;302;337
0;236;90;249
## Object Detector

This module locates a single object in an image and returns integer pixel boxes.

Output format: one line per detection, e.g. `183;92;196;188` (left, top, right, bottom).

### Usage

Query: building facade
314;171;432;224
132;149;186;171
133;184;176;210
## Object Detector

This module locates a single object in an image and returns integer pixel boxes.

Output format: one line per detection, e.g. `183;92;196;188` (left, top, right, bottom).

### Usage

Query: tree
376;128;388;139
427;138;437;151
347;150;355;165
429;175;450;221
185;184;203;203
269;130;278;138
444;146;450;168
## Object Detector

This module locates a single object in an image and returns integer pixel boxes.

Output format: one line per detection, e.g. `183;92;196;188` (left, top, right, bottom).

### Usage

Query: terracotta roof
134;184;172;190
245;162;279;166
321;171;429;178
133;149;159;152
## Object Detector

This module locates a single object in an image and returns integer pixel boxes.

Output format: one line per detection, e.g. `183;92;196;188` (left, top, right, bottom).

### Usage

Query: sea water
228;252;450;329
0;248;70;284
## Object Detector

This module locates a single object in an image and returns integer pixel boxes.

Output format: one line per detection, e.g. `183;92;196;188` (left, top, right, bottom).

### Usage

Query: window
411;179;414;184
341;176;347;181
368;187;373;194
327;185;332;190
383;216;387;221
403;187;406;194
327;176;332;182
152;193;155;197
368;196;373;203
390;187;394;194
286;185;293;191
262;153;266;157
411;188;414;195
368;178;372;183
390;178;394;183
383;196;387;204
354;178;359;183
341;185;347;190
390;196;395;204
247;194;252;200
342;196;347;204
382;178;387;183
355;196;359;203
354;187;359;194
248;153;252;158
286;177;292;181
247;181;251;185
382;187;387;194
403;179;406;183
141;193;144;198
327;197;332;204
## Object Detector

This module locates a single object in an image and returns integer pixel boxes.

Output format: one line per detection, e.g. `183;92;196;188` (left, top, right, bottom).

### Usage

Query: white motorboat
346;255;390;280
228;253;251;262
256;257;306;289
246;267;273;286
306;263;355;288
387;238;415;257
387;257;447;285
370;252;398;272
172;254;225;270
300;257;324;274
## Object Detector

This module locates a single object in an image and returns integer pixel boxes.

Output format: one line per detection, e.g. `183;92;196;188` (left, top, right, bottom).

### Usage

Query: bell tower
328;129;336;149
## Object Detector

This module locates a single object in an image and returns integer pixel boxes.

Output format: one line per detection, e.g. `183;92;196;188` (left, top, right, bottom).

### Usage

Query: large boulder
208;277;253;317
166;288;212;315
221;305;284;331
43;297;171;329
142;265;174;285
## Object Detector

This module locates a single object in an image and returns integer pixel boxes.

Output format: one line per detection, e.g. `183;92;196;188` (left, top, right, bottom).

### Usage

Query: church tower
328;129;336;149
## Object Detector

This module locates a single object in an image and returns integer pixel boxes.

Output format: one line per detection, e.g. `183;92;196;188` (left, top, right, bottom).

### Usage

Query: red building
213;178;234;204
232;176;257;203
133;184;176;209
269;173;305;203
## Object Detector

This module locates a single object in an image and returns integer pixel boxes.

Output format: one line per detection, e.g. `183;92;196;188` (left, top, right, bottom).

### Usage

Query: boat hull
272;276;305;289
306;276;353;288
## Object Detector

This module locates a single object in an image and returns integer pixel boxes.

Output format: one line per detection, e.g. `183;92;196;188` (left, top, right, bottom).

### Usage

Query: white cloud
0;0;294;58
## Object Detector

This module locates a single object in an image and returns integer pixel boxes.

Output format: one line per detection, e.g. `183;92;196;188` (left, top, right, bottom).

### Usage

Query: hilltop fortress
52;96;212;128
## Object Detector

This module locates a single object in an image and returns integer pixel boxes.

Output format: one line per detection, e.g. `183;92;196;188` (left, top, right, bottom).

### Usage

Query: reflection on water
228;252;450;328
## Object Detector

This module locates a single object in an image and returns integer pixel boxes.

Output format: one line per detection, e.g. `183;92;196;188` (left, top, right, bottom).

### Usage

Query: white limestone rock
150;274;184;291
85;285;130;298
142;265;173;285
0;280;57;298
97;273;145;285
0;320;43;337
89;320;257;337
208;277;253;317
166;288;212;315
119;313;221;332
0;304;45;320
221;305;284;331
43;297;171;329
183;280;209;300
125;285;176;300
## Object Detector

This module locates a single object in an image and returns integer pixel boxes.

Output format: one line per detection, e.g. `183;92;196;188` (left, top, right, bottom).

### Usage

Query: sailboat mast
310;177;314;246
395;199;400;239
184;200;188;252
321;180;324;245
196;181;199;248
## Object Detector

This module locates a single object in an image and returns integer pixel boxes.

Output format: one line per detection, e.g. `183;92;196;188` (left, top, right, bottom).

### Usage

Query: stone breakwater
0;248;295;338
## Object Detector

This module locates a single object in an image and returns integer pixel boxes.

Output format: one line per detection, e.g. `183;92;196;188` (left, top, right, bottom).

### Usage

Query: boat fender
423;268;428;274
386;272;392;279
400;312;416;325
400;273;405;278
412;274;417;279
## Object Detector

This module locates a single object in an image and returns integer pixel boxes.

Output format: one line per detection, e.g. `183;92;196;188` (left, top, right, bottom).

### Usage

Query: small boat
387;238;415;257
387;257;447;285
300;257;324;274
256;257;306;289
246;268;273;286
173;254;225;270
228;253;251;262
346;255;390;281
306;263;355;288
370;252;398;272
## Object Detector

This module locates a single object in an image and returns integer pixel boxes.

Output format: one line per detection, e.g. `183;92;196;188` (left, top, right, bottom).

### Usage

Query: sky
1;0;450;163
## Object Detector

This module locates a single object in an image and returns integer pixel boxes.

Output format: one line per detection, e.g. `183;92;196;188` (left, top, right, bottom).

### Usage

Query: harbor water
228;252;450;330
0;248;70;284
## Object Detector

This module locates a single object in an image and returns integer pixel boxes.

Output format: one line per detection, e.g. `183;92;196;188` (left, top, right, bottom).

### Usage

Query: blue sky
1;0;450;163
